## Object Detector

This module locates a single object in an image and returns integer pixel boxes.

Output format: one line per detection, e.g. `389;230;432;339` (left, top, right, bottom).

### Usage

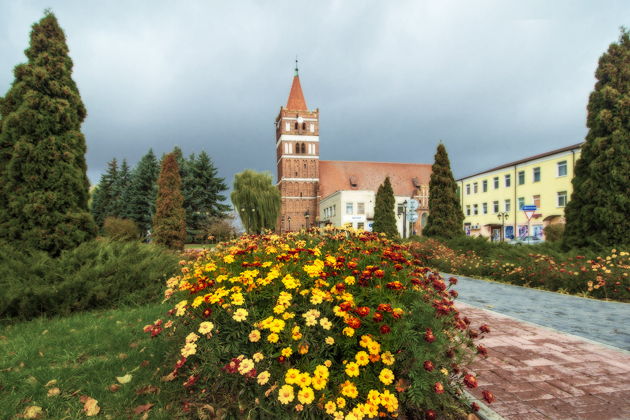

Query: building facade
457;144;582;241
276;67;432;237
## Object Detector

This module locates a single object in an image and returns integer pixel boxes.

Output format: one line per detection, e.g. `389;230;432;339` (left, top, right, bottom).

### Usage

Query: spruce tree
153;153;186;250
110;159;131;218
184;151;230;230
372;177;399;238
0;11;96;255
563;29;630;249
123;149;159;235
91;158;119;227
423;143;464;239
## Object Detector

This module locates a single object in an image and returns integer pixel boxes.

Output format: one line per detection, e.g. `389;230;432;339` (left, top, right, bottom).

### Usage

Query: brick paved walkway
457;302;630;420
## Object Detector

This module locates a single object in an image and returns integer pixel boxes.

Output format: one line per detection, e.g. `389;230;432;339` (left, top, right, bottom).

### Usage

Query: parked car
507;235;544;245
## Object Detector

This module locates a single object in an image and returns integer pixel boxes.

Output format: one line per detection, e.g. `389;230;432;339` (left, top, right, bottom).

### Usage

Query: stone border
461;390;507;420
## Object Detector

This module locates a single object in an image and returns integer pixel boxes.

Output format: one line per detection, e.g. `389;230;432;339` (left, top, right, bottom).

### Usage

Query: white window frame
557;191;567;207
493;177;499;189
346;202;353;215
533;167;541;183
504;199;511;212
557;161;567;177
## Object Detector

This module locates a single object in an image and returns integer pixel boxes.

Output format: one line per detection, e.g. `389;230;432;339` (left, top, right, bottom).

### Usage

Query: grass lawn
184;243;216;250
0;303;184;419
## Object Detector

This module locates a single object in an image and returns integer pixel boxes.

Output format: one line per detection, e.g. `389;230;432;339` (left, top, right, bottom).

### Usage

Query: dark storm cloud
0;0;627;188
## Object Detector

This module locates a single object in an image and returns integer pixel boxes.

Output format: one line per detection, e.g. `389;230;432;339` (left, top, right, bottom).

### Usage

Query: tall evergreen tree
91;158;119;227
0;11;96;254
123;149;159;235
423;143;464;239
230;170;280;234
110;158;131;218
563;29;630;249
184;151;230;230
372;177;399;238
153;153;186;250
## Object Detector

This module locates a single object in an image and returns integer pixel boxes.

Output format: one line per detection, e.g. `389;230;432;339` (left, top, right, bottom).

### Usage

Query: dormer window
349;176;358;187
412;177;421;188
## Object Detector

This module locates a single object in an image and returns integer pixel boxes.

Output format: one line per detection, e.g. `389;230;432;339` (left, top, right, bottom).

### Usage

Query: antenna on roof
295;55;299;76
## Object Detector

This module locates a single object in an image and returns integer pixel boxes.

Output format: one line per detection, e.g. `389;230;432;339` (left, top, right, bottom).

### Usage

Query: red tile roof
286;75;308;111
319;160;432;199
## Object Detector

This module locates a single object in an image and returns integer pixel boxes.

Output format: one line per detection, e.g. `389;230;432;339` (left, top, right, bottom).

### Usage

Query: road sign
522;205;537;211
408;199;419;211
408;213;418;223
524;210;535;221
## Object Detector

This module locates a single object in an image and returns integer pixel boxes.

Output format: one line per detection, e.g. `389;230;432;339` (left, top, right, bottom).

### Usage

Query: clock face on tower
297;117;304;124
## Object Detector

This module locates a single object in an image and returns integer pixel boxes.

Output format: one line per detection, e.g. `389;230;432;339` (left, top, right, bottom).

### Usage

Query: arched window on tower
294;122;298;130
301;143;306;153
302;122;306;130
295;143;300;153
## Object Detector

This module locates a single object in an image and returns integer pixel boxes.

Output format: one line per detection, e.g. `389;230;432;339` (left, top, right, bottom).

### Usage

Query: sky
0;0;628;188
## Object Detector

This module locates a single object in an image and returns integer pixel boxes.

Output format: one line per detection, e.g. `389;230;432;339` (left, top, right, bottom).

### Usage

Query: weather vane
295;55;299;76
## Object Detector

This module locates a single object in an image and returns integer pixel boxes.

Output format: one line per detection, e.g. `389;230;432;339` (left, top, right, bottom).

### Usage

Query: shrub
146;229;490;418
543;224;565;243
0;239;180;321
103;217;140;241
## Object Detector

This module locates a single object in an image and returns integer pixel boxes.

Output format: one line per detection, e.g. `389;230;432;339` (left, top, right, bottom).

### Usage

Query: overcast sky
1;1;628;187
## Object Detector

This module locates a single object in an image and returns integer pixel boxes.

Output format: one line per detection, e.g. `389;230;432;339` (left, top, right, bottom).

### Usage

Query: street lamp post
287;216;292;232
304;210;310;229
497;212;509;242
240;207;256;234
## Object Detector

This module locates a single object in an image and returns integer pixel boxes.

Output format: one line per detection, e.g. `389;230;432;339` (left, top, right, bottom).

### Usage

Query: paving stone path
457;302;630;420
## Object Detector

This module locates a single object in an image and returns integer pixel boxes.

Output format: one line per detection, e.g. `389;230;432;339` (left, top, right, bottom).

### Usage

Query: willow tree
0;11;96;255
231;170;280;234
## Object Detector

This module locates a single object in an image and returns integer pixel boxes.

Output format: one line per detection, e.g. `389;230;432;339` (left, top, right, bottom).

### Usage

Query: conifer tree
372;177;399;238
423;143;464;239
110;159;131;218
231;170;280;234
123;149;159;235
91;158;119;227
563;29;630;249
184;151;230;230
153;153;186;249
0;11;96;254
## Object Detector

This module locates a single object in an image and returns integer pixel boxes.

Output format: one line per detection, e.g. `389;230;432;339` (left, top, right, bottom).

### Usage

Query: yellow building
457;143;582;241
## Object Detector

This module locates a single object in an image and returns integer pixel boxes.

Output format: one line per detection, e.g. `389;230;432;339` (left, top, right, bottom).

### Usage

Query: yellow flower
381;351;395;366
363;402;379;418
298;344;309;355
284;369;300;385
257;370;270;385
379;368;394;385
253;352;264;362
281;347;293;357
367;341;381;355
343;327;355;337
282;311;295;320
267;333;279;343
198;322;214;335
345;362;360;377
296;373;312;388
180;342;197;357
341;380;358;398
440;367;449;376
223;255;235;264
282;274;300;289
278;384;295;404
175;300;188;316
367;389;381;405
324;401;337;415
319;317;332;330
186;332;199;343
249;329;261;342
232;308;248;322
359;335;372;348
238;358;255;375
355;351;369;366
344;276;355;285
191;295;204;308
325;336;335;345
314;365;329;379
297;386;315;404
273;304;286;314
311;375;327;390
324;360;332;368
334;411;344;420
380;389;399;412
336;397;346;408
231;293;244;305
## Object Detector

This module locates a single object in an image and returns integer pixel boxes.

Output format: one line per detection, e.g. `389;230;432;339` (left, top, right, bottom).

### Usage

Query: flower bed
409;239;630;301
145;229;492;419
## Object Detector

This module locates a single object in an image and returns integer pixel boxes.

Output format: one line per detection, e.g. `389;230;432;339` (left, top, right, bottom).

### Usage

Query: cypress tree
91;158;119;227
372;177;399;238
123;149;159;235
0;11;96;255
230;170;280;234
563;29;630;249
184;151;230;230
423;143;464;239
153;153;186;250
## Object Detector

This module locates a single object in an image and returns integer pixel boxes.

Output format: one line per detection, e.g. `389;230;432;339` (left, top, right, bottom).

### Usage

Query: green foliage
0;11;96;255
153;153;186;250
372;177;399;238
563;28;630;250
103;217;140;241
423;143;464;239
204;215;237;243
544;224;565;243
0;303;185;418
0;239;180;321
91;158;119;227
183;151;230;232
230;170;280;234
123;149;159;235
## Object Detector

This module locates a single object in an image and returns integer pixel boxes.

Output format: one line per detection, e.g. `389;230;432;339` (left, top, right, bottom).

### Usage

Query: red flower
434;382;444;394
425;409;436;420
386;281;404;290
345;316;361;329
479;324;491;333
380;325;391;334
175;357;187;369
449;290;458;298
374;269;385;278
423;360;434;371
377;304;393;313
463;374;478;389
482;390;495;404
477;345;488;357
202;308;212;318
278;356;286;363
373;312;383;322
449;277;458;285
471;402;480;412
424;328;436;343
354;306;370;317
339;302;353;312
183;375;198;388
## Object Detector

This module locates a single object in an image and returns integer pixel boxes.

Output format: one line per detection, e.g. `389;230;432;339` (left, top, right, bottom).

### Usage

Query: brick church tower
276;64;319;232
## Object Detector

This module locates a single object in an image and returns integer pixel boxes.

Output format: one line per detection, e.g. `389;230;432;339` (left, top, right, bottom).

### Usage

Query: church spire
286;61;308;111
